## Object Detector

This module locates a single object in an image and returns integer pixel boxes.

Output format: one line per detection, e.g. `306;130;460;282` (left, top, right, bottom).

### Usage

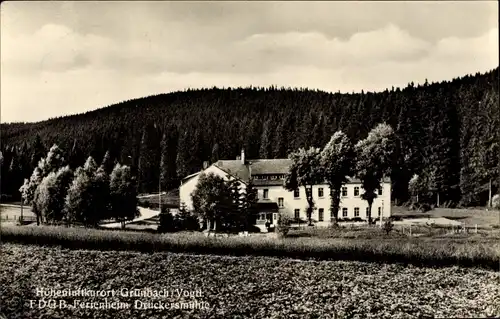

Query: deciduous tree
285;147;324;225
109;163;139;229
191;172;233;232
319;131;355;224
355;123;395;223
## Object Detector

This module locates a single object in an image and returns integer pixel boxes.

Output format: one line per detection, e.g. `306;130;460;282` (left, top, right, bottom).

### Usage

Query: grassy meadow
2;225;499;270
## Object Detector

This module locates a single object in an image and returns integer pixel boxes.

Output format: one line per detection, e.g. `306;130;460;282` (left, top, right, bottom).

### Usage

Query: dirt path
100;207;160;228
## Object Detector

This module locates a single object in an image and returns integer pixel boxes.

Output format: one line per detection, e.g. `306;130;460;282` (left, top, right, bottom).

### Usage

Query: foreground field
1;244;499;319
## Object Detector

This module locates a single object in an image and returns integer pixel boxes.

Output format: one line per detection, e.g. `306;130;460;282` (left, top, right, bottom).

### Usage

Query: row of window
339;187;383;197
262;187;382;200
254;174;285;180
293;207;383;221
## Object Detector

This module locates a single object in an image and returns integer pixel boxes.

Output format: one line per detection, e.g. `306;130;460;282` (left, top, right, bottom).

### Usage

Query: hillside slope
1;68;498;205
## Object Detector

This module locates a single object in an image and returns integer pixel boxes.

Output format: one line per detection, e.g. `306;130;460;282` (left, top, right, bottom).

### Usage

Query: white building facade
179;150;391;228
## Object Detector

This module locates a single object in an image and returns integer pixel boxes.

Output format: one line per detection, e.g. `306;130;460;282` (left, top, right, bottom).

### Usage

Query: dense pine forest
1;68;499;206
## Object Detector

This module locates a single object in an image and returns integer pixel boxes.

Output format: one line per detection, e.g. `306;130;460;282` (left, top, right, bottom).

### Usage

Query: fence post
475;224;478;234
409;224;412;237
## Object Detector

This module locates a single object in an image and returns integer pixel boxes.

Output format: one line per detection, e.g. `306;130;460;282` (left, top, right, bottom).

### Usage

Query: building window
294;189;300;198
263;189;269;199
354;207;360;217
319;208;324;221
294;209;300;220
378;188;383;196
342;187;347;197
318;188;324;198
278;197;284;208
378;207;381;216
354;187;360;197
342;208;348;217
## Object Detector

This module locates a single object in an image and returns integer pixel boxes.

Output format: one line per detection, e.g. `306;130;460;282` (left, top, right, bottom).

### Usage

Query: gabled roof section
213;160;251;182
181;171;201;182
213;158;292;182
248;159;292;175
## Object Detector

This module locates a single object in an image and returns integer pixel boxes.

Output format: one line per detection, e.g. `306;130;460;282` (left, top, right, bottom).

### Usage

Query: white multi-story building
180;150;391;229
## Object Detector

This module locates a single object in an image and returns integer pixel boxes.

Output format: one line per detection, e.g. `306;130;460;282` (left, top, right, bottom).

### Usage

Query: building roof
181;171;201;182
214;158;292;183
213;160;251;182
185;158;391;185
248;159;292;175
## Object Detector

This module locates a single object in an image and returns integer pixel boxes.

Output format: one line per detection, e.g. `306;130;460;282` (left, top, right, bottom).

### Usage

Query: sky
1;1;498;123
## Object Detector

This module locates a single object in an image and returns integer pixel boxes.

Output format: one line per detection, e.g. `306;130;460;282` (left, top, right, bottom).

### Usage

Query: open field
1;243;499;319
2;226;499;270
100;207;160;229
138;189;180;209
392;206;500;228
287;224;500;241
0;204;35;221
0;204;160;230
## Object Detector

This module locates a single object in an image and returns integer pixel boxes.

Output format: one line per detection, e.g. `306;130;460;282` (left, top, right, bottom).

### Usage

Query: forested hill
1;68;499;206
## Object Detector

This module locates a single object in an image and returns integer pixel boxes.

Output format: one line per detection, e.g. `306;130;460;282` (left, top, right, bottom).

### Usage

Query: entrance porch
254;201;279;232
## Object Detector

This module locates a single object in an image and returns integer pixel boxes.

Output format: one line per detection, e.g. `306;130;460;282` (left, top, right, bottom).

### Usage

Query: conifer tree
100;150;115;174
211;143;220;163
176;131;190;178
425;95;461;205
160;127;179;190
30;135;46;170
240;179;258;231
259;118;272;159
138;124;160;193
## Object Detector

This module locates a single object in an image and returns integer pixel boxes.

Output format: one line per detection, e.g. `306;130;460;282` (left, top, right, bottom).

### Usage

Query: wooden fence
395;223;483;236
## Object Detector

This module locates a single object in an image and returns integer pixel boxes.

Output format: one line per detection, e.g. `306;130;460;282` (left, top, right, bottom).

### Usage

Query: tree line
1;68;498;207
18;145;138;228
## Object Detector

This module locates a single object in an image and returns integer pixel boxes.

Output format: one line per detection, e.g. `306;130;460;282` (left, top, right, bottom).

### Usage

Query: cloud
1;4;498;123
1;23;112;73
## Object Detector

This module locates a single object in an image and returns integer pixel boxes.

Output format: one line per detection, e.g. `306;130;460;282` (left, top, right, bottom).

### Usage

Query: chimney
241;149;245;164
202;161;209;170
